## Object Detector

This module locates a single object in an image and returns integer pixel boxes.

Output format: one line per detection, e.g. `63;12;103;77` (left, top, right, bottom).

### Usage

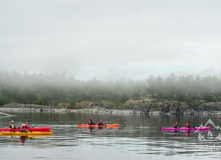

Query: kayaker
25;122;30;128
173;122;178;128
88;119;95;125
98;119;103;125
20;123;28;129
9;120;16;129
186;122;191;128
20;124;27;132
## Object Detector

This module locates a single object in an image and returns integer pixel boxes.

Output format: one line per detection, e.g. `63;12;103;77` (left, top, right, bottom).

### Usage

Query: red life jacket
21;125;26;129
98;120;102;125
186;123;190;128
88;120;91;124
25;123;30;128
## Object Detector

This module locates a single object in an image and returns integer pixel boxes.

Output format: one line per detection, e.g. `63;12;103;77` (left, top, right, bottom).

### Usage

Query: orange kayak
77;123;119;128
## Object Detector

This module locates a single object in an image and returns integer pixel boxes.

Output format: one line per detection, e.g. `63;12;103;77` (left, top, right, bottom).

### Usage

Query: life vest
186;123;190;128
10;123;15;129
25;123;30;128
21;127;27;132
88;120;91;124
98;120;103;125
173;123;177;128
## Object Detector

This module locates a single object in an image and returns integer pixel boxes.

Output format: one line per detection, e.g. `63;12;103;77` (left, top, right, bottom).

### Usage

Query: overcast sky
1;0;221;80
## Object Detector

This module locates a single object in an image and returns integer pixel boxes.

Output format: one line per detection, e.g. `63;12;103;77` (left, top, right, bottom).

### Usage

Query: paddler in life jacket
25;122;30;128
9;120;16;129
186;122;191;128
173;122;178;128
20;124;27;132
88;119;95;125
98;119;103;125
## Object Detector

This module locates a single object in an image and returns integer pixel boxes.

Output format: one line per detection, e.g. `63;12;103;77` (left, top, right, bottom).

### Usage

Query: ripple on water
1;113;221;160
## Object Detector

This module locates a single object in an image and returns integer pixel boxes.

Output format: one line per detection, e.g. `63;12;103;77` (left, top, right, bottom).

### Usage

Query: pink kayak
161;126;210;131
0;127;51;132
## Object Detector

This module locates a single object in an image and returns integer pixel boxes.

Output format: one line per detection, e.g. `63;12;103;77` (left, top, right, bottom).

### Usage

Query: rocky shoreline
0;104;143;115
1;103;221;116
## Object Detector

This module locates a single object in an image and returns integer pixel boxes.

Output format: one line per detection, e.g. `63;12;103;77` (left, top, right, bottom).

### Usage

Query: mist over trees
1;70;221;108
0;70;138;107
147;73;221;103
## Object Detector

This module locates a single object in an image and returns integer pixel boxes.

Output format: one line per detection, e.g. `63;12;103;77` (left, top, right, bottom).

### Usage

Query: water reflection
186;130;190;137
20;136;28;144
0;134;53;146
171;130;191;137
88;127;94;134
0;112;221;160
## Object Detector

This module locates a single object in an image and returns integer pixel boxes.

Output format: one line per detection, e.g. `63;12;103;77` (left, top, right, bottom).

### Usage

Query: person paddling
173;122;178;128
9;120;16;129
186;122;191;128
20;123;28;129
88;119;95;125
25;122;30;128
98;119;104;125
20;124;27;132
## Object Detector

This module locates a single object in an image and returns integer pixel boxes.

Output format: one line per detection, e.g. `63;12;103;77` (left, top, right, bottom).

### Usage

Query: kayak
1;131;53;136
1;134;53;138
0;127;51;132
77;123;119;128
161;126;210;131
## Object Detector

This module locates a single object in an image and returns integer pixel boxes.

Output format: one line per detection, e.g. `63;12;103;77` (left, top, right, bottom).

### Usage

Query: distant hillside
1;71;221;113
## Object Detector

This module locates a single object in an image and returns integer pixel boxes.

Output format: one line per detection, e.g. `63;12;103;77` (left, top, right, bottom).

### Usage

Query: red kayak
161;126;210;131
0;127;51;132
77;123;119;128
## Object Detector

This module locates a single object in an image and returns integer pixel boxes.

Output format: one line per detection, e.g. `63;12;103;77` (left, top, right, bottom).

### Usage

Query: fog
1;0;221;80
1;71;221;108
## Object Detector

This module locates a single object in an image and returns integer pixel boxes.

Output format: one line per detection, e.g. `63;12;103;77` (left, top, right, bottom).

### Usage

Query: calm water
1;112;221;160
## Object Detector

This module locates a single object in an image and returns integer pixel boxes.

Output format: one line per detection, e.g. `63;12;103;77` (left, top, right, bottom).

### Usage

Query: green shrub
68;101;77;109
104;102;116;109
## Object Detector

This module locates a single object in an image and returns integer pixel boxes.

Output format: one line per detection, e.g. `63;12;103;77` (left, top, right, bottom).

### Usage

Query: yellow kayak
1;135;53;138
1;132;53;136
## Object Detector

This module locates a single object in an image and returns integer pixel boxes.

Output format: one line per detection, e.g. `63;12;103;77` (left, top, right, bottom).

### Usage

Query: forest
1;70;221;109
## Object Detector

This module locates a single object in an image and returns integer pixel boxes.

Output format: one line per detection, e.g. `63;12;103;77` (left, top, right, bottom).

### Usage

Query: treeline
146;73;221;108
1;70;221;108
0;71;141;107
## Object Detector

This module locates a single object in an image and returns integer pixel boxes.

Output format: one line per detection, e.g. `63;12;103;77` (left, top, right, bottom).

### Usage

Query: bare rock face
199;102;221;111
